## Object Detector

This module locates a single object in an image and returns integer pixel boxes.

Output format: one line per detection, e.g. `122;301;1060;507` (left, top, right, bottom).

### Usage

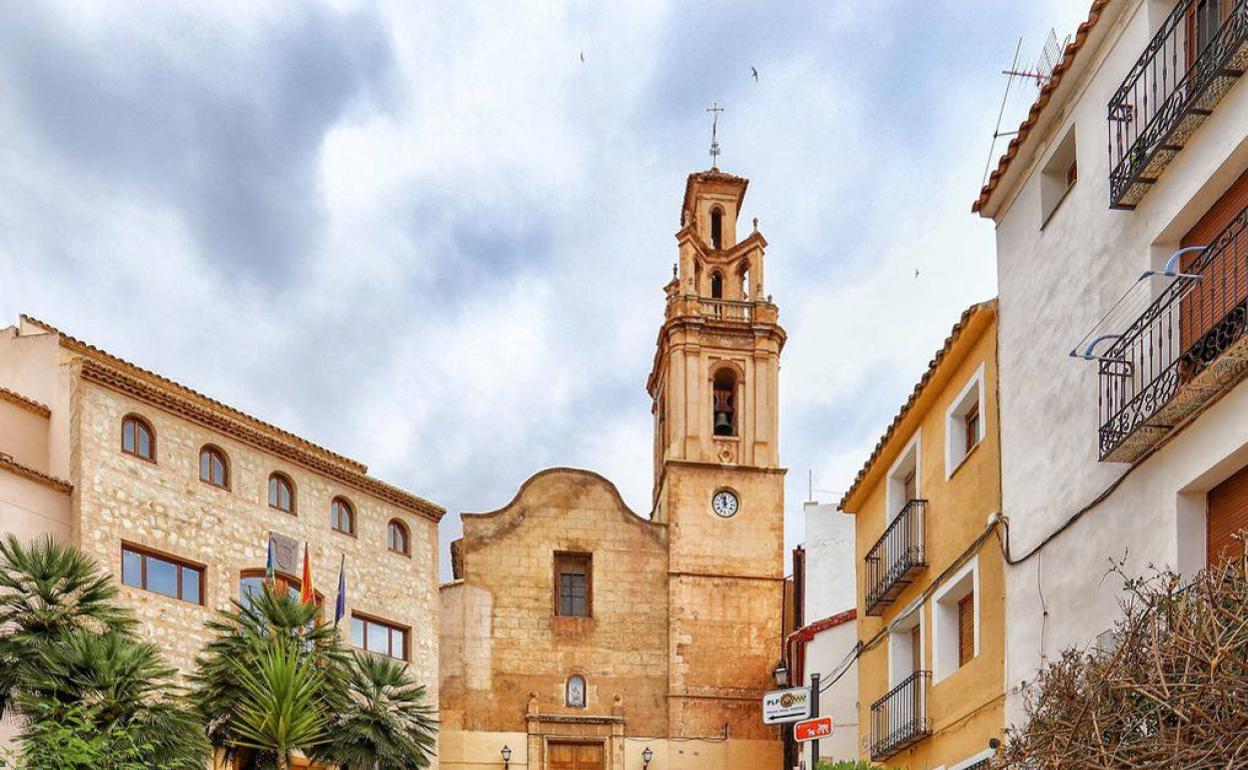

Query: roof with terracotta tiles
839;300;997;512
0;453;72;494
0;386;51;417
17;315;444;521
972;0;1112;216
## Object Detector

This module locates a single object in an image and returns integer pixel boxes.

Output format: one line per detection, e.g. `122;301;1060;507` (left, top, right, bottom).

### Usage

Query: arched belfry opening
738;261;750;301
713;368;738;437
710;272;724;300
710;207;724;250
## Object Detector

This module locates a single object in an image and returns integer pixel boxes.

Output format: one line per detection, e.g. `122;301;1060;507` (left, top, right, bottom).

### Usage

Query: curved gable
461;467;666;548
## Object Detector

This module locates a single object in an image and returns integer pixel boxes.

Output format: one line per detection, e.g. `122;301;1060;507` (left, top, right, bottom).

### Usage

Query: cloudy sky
0;1;1090;578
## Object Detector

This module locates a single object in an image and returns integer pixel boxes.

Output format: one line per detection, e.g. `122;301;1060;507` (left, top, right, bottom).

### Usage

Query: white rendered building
975;0;1248;723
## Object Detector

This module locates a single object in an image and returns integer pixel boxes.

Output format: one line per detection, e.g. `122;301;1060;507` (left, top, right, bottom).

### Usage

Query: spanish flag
299;543;315;606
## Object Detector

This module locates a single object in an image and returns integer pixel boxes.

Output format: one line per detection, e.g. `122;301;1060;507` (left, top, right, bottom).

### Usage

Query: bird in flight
751;66;759;82
580;51;585;63
914;268;920;279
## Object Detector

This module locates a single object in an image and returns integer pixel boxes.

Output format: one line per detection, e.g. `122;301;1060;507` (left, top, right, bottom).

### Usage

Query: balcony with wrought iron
1108;0;1248;209
870;670;931;761
1098;204;1248;461
864;499;927;617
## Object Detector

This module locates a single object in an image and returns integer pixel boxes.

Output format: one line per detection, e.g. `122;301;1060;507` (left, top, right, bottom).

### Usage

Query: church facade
439;168;787;770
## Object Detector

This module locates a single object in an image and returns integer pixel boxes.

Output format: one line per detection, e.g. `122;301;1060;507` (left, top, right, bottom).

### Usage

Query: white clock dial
712;490;739;518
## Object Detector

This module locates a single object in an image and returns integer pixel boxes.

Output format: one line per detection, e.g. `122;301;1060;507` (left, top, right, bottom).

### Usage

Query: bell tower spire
647;167;786;506
645;165;787;742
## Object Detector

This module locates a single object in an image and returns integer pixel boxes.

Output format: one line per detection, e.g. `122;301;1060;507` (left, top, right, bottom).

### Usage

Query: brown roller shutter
958;592;975;667
1208;464;1248;566
1180;167;1248;350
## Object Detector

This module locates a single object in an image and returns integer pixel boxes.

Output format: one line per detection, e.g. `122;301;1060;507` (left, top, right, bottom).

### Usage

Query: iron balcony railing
864;500;926;616
870;670;931;761
1099;204;1248;461
1108;0;1248;208
699;298;753;322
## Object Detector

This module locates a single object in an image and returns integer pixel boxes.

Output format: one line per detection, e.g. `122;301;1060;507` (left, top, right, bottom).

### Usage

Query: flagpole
334;554;347;628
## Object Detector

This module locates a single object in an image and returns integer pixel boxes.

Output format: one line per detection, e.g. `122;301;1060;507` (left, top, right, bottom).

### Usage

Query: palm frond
317;652;438;770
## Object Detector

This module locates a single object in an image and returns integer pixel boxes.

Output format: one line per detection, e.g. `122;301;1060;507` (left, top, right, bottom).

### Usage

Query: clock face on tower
711;489;739;518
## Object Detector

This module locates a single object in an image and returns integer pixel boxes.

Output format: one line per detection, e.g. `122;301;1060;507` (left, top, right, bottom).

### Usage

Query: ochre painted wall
850;311;1005;769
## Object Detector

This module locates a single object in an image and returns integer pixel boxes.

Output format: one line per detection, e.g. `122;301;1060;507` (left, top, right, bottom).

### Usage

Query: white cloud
0;0;1096;576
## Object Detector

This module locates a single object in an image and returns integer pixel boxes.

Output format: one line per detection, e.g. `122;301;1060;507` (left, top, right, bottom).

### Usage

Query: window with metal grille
555;553;591;617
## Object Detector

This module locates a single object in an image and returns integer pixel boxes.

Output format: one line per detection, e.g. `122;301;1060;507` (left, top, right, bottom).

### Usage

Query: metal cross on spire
706;102;724;168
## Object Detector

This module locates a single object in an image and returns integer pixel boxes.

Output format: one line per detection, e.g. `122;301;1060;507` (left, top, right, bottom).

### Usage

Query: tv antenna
980;30;1071;190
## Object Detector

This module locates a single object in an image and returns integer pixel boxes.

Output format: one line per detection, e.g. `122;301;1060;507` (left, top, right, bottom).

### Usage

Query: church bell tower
645;166;787;741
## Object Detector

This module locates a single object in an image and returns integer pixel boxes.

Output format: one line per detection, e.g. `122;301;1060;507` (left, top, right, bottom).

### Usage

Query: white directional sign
761;687;812;724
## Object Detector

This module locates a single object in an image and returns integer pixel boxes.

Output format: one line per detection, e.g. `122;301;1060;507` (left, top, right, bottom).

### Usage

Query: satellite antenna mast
980;30;1070;190
981;37;1025;190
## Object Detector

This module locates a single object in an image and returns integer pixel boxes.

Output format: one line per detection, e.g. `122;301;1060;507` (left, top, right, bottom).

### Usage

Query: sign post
809;673;821;769
761;686;812;725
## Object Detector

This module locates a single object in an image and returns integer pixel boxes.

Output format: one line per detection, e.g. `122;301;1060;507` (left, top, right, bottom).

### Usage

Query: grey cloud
0;4;394;285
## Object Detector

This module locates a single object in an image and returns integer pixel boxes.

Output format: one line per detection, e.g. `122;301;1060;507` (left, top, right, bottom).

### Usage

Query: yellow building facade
841;301;1004;770
439;167;787;770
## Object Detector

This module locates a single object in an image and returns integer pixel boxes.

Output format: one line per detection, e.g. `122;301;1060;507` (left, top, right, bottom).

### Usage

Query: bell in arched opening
713;370;736;437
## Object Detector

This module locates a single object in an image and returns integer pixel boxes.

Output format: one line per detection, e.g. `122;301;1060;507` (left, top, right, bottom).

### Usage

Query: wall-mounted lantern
501;745;512;769
772;660;789;688
642;746;654;769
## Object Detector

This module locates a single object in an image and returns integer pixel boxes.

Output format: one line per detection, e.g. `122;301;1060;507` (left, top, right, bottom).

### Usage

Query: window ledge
948;439;982;480
1040;184;1074;231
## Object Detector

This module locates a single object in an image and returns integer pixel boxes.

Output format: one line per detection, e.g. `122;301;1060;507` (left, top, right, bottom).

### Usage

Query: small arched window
387;519;410;556
121;415;156;461
268;473;295;513
710;272;724;299
566;674;587;708
710;207;723;250
199;445;229;488
738;261;750;300
713;369;738;437
331;497;355;535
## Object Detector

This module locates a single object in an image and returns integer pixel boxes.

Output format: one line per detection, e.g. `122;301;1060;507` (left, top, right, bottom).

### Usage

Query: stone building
840;301;1004;769
0;316;444;756
439;167;787;770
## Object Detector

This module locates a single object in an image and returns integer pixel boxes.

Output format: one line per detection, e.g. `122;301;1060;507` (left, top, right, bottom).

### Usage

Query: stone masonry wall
72;380;441;702
442;468;670;738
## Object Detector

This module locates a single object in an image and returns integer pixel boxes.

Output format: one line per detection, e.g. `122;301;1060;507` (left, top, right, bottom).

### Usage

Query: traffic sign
793;716;833;742
761;687;812;724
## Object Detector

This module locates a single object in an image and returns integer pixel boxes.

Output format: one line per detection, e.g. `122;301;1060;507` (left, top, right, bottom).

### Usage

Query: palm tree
191;581;349;770
320;652;438;770
15;629;207;768
0;534;134;715
229;637;330;770
0;535;207;769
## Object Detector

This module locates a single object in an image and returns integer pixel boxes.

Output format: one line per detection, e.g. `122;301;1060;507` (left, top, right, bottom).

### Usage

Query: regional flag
334;554;347;627
299;543;315;605
265;535;276;585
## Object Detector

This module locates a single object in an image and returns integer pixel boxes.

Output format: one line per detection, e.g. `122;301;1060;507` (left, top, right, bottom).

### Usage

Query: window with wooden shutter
958;592;975;667
1208;464;1248;567
910;625;921;673
1179;167;1248;352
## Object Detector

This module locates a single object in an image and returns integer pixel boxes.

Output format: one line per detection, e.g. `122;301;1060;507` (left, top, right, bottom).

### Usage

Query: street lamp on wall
772;660;789;688
501;745;512;769
642;746;654;769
